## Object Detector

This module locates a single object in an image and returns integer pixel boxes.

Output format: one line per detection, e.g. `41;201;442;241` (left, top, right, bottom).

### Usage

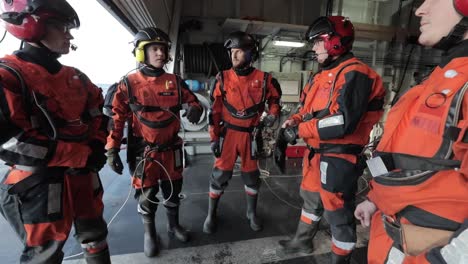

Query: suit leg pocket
0;177;27;241
173;143;184;171
320;155;360;194
18;177;64;224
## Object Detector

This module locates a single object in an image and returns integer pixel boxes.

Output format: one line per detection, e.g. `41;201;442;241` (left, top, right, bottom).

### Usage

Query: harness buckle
382;214;400;227
67;118;84;126
236;110;246;117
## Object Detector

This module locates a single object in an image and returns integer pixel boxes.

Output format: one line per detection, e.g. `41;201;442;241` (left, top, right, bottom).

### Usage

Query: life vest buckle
67;118;84;126
236;110;246;117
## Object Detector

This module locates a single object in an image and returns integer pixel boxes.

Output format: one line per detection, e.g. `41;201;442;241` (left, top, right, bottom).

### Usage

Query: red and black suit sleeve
298;69;379;140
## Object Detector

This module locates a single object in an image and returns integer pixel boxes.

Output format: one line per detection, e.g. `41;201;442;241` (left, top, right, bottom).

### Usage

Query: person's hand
274;128;288;173
354;199;377;227
262;114;277;127
106;148;124;175
183;105;203;124
85;141;106;172
86;151;107;172
210;141;221;158
283;126;298;145
281;119;297;128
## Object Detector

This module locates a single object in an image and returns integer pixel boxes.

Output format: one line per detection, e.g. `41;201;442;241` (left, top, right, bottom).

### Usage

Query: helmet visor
224;32;256;50
23;0;80;28
305;17;333;43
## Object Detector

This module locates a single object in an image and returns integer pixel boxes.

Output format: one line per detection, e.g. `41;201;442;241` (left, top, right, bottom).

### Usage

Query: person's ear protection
133;40;154;63
454;0;468;17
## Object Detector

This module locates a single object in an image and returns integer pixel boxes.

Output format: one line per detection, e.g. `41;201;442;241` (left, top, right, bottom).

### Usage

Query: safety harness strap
369;152;461;178
302;61;383;121
0;62;32;115
218;71;269;120
223;121;255;133
0;62;91;141
307;143;363;155
382;206;460;255
124;75;182;129
145;136;181;153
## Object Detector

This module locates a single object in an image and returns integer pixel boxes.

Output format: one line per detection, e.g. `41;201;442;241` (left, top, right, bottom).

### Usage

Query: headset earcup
252;50;258;62
8;14;45;42
324;36;342;57
135;47;145;63
454;0;468;17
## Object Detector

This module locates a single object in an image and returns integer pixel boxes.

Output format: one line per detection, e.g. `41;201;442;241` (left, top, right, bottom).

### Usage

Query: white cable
262;178;301;210
133;102;192;205
62;75;198;260
62;66;193;260
264;174;302;178
63;173;134;260
63;251;83;260
257;161;301;210
138;148;174;205
62;67;144;261
32;91;58;140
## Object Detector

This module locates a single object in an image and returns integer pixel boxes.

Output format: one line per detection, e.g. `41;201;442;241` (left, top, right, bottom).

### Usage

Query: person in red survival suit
354;1;468;263
0;1;111;264
277;16;386;264
203;31;282;234
106;27;203;257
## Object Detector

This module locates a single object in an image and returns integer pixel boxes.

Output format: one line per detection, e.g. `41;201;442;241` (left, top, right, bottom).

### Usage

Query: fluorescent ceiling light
273;40;305;48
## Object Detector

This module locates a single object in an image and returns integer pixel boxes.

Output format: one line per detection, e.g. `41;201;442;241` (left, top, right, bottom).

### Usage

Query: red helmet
454;0;468;17
431;0;468;50
305;16;354;57
0;0;79;42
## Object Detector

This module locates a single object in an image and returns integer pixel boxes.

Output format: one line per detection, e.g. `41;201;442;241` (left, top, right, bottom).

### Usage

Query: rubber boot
246;194;262;231
166;206;189;242
278;220;320;254
84;247;111;264
203;197;219;234
331;252;352;264
141;214;159;257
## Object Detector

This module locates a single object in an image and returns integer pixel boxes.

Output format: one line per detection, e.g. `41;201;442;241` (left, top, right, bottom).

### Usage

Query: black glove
283;126;298;145
106;148;124;175
262;114;277;127
183;105;203;124
211;141;221;158
86;141;107;172
274;128;288;173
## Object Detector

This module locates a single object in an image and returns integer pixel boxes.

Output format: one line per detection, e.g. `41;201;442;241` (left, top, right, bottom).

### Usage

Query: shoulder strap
303;61;362;118
122;75;134;104
0;61;32;114
73;68;91;88
175;74;183;106
325;61;362;109
261;72;269;103
217;71;225;97
124;74;179;129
